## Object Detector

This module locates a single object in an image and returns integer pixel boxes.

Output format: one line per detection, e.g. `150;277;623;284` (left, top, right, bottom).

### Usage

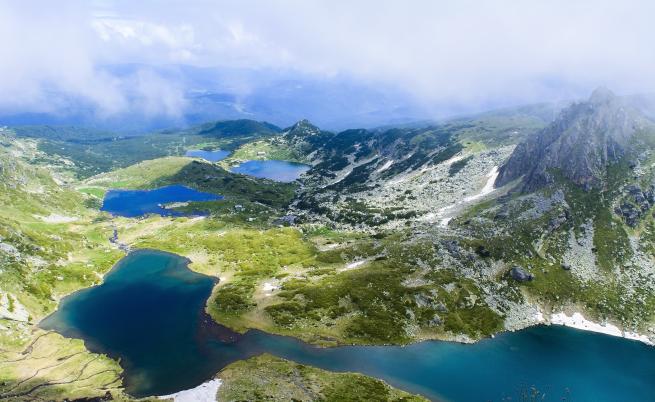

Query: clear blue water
231;160;310;182
41;250;655;400
101;185;222;217
185;149;231;162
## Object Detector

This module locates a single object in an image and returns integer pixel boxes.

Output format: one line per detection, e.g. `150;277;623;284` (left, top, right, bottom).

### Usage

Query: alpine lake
41;250;655;401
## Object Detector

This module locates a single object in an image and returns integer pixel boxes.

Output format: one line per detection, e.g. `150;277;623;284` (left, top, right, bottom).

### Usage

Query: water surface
101;185;222;217
231;160;310;182
185;149;230;162
41;250;655;400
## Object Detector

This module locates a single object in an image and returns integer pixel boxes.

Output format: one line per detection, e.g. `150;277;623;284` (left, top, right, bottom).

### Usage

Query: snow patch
550;312;653;346
158;379;222;402
429;165;498;227
376;159;394;173
463;166;498;203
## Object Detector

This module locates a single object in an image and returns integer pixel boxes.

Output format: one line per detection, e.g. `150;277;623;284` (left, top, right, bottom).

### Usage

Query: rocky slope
496;87;654;191
276;109;551;229
446;88;655;339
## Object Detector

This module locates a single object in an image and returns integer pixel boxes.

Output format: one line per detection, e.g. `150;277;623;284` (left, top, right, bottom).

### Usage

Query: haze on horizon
1;0;654;130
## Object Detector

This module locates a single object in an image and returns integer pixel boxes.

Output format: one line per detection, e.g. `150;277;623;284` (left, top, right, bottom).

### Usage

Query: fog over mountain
1;1;655;131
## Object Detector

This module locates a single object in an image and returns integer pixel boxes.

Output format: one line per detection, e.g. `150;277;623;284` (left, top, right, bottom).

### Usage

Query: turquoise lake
231;160;310;182
101;185;222;217
185;149;231;162
40;250;655;401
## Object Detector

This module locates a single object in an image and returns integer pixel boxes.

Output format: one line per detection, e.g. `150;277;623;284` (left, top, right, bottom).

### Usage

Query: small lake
41;250;655;400
231;160;310;182
101;185;222;217
185;149;230;162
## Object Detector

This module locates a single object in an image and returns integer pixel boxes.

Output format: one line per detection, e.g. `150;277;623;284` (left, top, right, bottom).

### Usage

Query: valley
1;89;655;401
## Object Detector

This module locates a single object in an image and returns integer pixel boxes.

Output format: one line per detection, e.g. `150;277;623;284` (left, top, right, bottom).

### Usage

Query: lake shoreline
40;248;655;351
38;248;655;401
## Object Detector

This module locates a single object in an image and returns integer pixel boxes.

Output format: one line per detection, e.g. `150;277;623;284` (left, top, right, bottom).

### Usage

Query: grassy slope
0;135;131;401
217;354;428;402
83;156;190;189
126;218;502;346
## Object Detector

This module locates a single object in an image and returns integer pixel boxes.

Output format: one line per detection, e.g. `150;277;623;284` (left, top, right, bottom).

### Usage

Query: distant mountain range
0;64;433;133
12;64;655;135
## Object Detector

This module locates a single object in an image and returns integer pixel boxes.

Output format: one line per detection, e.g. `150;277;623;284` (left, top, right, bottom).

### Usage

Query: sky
1;0;654;126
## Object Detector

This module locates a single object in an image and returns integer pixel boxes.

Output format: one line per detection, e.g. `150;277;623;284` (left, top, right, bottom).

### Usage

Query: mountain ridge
496;87;654;191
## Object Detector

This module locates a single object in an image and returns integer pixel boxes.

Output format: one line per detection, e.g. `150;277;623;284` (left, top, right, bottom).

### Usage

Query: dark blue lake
41;250;655;400
101;185;222;217
185;149;230;162
231;160;310;182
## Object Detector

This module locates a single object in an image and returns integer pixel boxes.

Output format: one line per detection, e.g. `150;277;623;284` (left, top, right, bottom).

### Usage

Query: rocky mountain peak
496;88;649;191
285;119;321;138
588;86;616;105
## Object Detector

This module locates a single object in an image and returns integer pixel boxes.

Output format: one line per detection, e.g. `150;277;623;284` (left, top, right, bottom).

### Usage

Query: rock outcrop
509;266;534;282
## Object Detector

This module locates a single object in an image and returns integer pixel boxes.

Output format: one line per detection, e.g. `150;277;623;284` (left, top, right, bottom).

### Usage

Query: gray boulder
509;266;534;282
428;314;443;327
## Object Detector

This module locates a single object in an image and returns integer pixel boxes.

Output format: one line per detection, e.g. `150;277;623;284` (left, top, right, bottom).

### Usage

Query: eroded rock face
615;182;655;226
496;88;650;192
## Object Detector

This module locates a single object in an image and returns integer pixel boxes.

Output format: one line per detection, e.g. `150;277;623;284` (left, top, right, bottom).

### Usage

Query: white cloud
1;0;654;119
92;18;198;62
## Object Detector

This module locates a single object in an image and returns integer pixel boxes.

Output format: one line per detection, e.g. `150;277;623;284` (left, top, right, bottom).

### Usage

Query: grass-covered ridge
217;354;428;402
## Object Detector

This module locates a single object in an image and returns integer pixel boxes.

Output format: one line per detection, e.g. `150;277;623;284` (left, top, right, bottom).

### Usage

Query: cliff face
496;88;649;191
